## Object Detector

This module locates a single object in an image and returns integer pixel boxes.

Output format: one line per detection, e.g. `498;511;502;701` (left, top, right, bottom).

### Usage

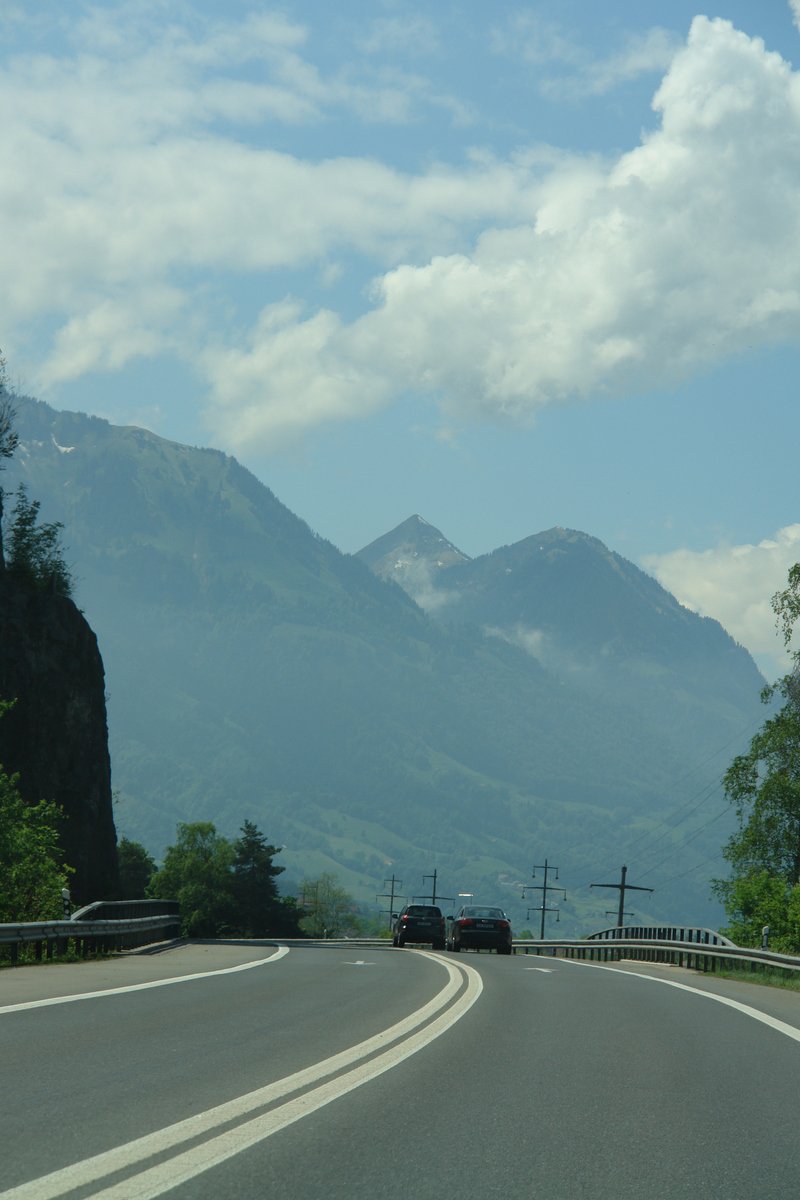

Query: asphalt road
1;942;799;1199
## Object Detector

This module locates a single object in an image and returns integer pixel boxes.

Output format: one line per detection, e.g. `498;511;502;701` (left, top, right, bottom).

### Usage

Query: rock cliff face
0;573;118;904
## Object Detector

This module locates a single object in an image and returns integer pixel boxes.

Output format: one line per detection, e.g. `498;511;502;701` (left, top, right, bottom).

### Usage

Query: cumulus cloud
791;1;800;33
206;16;800;449
4;11;800;453
0;7;536;401
643;526;800;678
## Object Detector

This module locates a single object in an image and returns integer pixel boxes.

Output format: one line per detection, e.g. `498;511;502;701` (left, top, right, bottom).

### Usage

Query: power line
581;711;764;872
637;805;732;881
618;778;724;861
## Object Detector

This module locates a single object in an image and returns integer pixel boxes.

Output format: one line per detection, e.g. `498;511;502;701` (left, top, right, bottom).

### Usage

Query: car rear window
406;905;442;916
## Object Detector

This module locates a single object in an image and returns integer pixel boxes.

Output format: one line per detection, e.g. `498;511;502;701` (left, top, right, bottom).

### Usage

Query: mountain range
5;396;766;932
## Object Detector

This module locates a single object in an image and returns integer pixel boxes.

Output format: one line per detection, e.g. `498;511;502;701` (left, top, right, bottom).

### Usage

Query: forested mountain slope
5;398;765;929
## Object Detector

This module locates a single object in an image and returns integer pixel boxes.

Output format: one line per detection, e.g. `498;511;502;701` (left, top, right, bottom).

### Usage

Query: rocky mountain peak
356;515;470;593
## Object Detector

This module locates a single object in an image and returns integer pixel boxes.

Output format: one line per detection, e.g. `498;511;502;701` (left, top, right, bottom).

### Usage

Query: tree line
713;566;800;952
0;352;72;592
124;820;302;938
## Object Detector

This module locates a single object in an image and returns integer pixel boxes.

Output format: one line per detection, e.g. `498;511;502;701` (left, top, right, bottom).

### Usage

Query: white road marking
560;958;800;1044
525;967;555;973
1;951;481;1200
0;947;290;1015
343;960;375;966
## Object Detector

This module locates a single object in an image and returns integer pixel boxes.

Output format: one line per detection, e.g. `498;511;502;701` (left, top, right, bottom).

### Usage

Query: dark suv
392;904;446;949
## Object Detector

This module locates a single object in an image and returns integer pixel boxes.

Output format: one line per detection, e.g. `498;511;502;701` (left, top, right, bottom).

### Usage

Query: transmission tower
522;858;567;938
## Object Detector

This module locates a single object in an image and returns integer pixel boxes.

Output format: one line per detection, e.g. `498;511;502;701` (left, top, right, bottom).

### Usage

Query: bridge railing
513;937;800;976
586;923;737;947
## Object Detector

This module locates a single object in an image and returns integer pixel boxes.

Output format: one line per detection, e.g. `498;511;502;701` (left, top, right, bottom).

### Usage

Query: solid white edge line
0;946;290;1014
0;951;477;1200
559;957;800;1044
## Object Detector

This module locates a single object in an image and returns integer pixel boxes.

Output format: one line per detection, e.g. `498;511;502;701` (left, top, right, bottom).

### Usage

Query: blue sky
2;0;800;676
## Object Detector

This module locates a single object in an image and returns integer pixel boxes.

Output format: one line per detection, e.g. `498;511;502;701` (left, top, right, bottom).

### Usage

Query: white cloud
201;301;390;445
541;28;681;100
490;12;583;69
0;8;537;397
4;11;800;457
643;525;800;678
391;558;458;614
791;1;800;33
491;13;680;97
485;624;548;663
358;15;439;57
203;17;800;448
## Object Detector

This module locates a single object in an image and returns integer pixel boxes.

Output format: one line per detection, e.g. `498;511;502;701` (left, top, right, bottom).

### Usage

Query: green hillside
7;397;765;932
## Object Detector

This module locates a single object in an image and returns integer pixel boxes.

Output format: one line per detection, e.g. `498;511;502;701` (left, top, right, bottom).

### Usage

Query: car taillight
498;920;510;929
459;918;476;927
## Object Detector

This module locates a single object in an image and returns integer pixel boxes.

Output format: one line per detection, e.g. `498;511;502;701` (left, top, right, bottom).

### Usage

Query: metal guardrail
264;935;800;977
0;908;180;965
3;919;798;978
513;938;800;975
71;899;180;922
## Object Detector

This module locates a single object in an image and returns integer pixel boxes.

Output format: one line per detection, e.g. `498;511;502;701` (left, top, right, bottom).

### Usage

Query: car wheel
397;937;405;948
433;940;445;950
451;940;460;952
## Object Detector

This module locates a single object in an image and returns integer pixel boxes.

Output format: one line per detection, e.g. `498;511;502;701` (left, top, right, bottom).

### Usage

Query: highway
1;942;799;1199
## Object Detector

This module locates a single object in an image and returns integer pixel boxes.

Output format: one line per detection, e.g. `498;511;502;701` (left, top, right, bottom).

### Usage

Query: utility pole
606;910;635;922
591;865;653;929
376;875;403;928
522;859;567;938
414;869;454;910
299;880;320;936
527;904;560;927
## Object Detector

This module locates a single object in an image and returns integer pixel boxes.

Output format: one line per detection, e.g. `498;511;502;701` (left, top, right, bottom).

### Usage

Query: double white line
2;951;481;1200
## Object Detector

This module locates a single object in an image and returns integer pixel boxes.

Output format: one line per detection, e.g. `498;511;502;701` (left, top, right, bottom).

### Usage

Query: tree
231;820;291;937
0;704;72;920
298;872;358;938
147;822;236;937
117;837;157;900
772;563;800;708
0;349;19;571
773;563;800;656
713;565;800;950
6;483;72;596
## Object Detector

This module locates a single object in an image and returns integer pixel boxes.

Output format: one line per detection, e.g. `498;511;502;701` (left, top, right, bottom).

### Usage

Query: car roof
460;906;506;917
